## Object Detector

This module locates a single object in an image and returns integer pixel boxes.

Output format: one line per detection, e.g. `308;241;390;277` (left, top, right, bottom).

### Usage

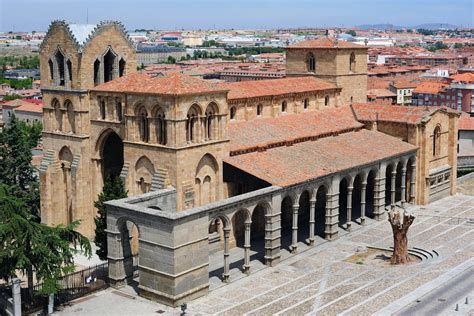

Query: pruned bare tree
388;206;415;264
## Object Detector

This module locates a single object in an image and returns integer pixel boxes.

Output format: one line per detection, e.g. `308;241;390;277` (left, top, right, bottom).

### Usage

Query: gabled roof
413;82;448;94
288;37;367;49
91;72;228;96
352;103;460;125
40;20;134;53
221;76;338;101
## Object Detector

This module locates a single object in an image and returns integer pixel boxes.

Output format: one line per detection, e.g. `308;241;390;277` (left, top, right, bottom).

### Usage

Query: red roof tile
228;107;362;154
288;37;367;49
222;77;338;101
352;103;458;125
225;129;416;187
459;113;474;131
91;72;228;96
413;82;448;94
450;72;474;83
14;102;43;113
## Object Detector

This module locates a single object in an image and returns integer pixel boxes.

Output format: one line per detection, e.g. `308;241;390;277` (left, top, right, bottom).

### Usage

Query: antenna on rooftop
86;8;89;24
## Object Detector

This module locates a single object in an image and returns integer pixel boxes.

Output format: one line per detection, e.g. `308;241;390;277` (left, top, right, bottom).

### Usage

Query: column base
265;255;280;267
242;265;250;275
346;222;352;231
290;246;297;254
361;217;366;225
222;274;230;283
325;230;338;241
309;239;315;246
109;276;127;289
139;283;209;307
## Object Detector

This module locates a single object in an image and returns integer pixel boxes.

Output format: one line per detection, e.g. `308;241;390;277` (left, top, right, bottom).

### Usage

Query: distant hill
356;23;459;30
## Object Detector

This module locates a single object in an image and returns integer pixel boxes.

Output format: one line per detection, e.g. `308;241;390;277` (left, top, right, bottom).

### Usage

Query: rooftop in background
413;82;448;94
221;76;337;101
288;37;368;49
91;72;228;96
450;73;474;84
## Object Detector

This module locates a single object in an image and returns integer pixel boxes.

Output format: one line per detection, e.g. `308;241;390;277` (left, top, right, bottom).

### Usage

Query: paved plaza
57;192;474;315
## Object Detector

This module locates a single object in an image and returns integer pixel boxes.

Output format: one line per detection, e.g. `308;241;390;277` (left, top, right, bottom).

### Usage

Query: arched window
281;100;287;113
94;59;100;86
52;98;62;131
104;49;117;83
303;98;309;110
64;100;75;133
350;96;353;104
186;104;201;143
433;126;441;156
66;59;72;82
55;49;65;86
230;107;236;120
325;96;330;106
136;107;149;142
153;106;167;145
119;58;126;77
257;104;263;117
349;52;356;72
99;99;106;120
48;59;54;80
115;98;122;122
307;52;316;72
205;102;218;140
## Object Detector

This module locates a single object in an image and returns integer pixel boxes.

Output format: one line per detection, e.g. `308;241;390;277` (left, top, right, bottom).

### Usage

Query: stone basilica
39;21;459;306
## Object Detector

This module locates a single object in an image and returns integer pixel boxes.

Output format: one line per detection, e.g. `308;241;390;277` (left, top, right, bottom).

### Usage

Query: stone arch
385;161;400;207
229;106;236;120
307;52;316;72
58;145;73;163
51;98;62;131
135;104;149;143
186;103;202;143
64;99;75;133
280;194;294;251
352;173;363;222
119;57;126;77
303;98;309;110
97;129;124;180
349;52;356;72
103;47;117;83
433;125;441;157
152;105;166;145
54;48;65;86
298;190;311;244
116;216;140;274
366;169;377;219
48;58;54;80
406;156;416;203
135;156;155;194
251;201;270;262
232;208;251;247
281;100;287;113
195;153;219;205
315;184;328;238
339;176;350;227
257;104;263;117
325;95;330;106
205;102;219;140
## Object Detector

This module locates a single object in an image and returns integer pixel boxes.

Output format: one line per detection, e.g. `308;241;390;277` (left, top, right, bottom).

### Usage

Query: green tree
346;30;357;36
3;94;23;101
454;43;463;49
167;55;176;64
94;177;128;261
0;114;39;217
0;184;91;298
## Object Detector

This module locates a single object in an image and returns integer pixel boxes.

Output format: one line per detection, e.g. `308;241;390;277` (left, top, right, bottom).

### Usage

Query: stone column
265;196;281;266
373;168;386;220
346;185;353;231
360;181;367;225
223;227;230;282
107;229;127;288
243;221;251;274
325;180;339;240
149;118;157;144
291;203;298;253
391;169;396;208
401;166;407;206
309;198;316;245
410;160;416;203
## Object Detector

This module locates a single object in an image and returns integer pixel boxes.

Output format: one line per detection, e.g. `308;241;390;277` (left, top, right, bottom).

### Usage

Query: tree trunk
388;206;415;264
27;264;34;300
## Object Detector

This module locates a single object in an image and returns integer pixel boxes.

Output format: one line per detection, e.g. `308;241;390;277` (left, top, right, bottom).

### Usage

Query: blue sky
0;0;472;32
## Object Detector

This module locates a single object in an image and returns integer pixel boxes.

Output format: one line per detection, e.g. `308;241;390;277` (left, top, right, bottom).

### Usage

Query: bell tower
285;37;368;105
39;20;136;237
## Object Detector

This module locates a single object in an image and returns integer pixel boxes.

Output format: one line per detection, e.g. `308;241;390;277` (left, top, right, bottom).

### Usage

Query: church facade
38;21;459;305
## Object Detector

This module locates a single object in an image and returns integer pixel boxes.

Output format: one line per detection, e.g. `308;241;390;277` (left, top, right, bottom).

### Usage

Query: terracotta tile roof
221;77;338;101
390;80;419;89
14;101;43;114
91;72;228;96
352;103;459;125
450;72;474;83
225;129;416;187
367;89;396;98
288;37;367;49
459;113;474;131
228;106;362;154
413;82;448;94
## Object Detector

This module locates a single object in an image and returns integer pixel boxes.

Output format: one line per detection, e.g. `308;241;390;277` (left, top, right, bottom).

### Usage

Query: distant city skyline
0;0;473;32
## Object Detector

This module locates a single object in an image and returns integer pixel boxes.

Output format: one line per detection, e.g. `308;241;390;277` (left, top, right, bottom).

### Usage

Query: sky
0;0;473;32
